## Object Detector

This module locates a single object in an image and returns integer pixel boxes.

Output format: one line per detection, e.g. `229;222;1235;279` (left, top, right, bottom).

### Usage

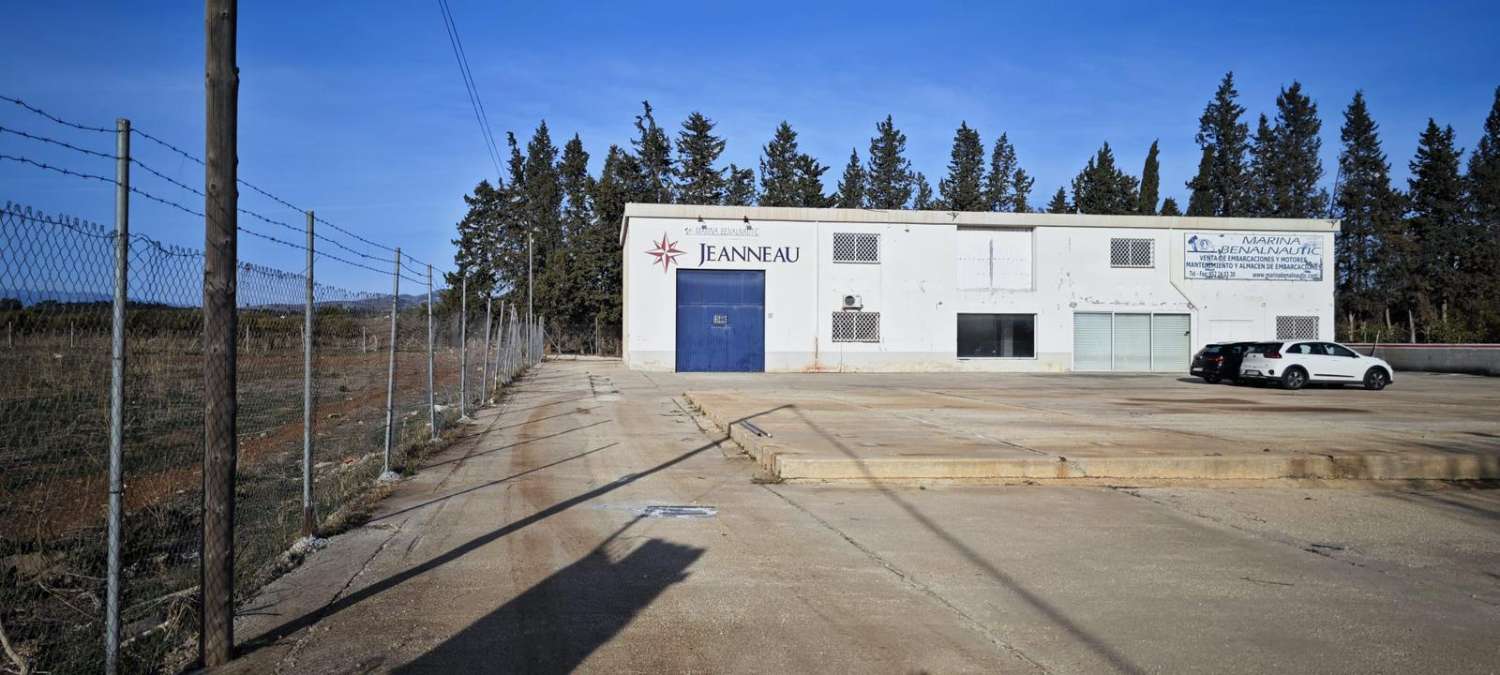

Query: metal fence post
381;248;400;478
458;273;468;420
498;301;510;402
426;264;436;441
301;210;315;536
481;295;492;405
104;117;130;675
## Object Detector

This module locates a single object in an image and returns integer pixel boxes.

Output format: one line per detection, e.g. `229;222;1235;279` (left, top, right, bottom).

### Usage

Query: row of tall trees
452;82;1500;347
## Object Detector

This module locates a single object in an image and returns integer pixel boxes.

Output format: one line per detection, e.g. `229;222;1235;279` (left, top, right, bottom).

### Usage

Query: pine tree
1137;140;1160;215
912;172;934;210
864;115;914;209
1046;186;1070;213
1247;114;1277;217
793;154;831;207
1334;91;1403;338
1464;87;1500;339
1070;142;1139;214
448;178;505;297
985;133;1019;211
1159;197;1182;216
1407;119;1469;334
1186;146;1215;216
938;122;986;210
674;112;726;205
759;122;803;207
724;164;757;206
1012;169;1035;213
1189;72;1251;216
632;101;673;204
835;148;866;208
1269;82;1327;217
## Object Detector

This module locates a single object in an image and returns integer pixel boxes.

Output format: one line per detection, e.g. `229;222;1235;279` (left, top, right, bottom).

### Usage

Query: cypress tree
1247;114;1277;217
1189;72;1251;216
1159;197;1182;216
1465;87;1500;338
674;111;726;205
1012;168;1035;213
521;121;564;255
1186;146;1215;216
835;148;866;208
1269;82;1327;217
724;164;757;206
1137;140;1161;215
865;115;915;209
938;122;987;210
559;134;593;242
1406;119;1469;333
759;122;803;207
912;172;934;210
1334;91;1403;337
632;101;673;204
985;133;1019;211
1046;186;1070;214
1070;142;1139;215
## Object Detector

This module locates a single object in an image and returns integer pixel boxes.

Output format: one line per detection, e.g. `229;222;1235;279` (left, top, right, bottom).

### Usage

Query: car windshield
1248;342;1282;354
1203;345;1222;354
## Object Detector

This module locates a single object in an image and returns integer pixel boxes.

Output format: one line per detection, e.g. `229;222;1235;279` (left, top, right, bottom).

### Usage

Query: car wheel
1363;368;1388;391
1204;374;1221;384
1281;367;1307;391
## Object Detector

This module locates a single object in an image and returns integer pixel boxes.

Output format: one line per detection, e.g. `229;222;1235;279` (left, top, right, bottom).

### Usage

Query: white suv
1238;340;1395;390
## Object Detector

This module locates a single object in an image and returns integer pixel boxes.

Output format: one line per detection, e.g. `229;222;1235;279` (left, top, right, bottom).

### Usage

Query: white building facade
621;204;1339;373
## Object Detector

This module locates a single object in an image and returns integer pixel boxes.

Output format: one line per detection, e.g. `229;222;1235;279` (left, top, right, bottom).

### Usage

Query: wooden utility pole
202;0;238;666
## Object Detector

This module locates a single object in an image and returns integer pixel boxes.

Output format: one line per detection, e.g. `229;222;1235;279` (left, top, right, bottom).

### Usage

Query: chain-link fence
0;201;544;673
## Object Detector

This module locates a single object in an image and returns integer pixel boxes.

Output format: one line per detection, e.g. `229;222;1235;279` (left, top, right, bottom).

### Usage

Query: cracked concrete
222;360;1500;673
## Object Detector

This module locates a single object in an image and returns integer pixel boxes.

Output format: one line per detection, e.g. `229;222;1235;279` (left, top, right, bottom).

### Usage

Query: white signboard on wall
1184;231;1323;281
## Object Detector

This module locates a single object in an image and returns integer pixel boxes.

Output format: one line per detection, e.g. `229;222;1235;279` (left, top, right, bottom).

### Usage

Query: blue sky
3;1;1498;291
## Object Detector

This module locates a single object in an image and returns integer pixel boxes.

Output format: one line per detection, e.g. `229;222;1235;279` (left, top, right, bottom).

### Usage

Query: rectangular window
957;313;1035;358
1110;238;1154;268
832;232;880;263
1275;315;1319;340
832;311;881;342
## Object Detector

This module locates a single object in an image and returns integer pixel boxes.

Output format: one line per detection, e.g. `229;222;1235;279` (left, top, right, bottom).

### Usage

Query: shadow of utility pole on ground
397;522;702;673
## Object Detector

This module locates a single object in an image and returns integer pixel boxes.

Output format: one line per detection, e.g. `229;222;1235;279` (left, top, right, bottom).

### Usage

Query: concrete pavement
225;360;1500;673
683;370;1500;480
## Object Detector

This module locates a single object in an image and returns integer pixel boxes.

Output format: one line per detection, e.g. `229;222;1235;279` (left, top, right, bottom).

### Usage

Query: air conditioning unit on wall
841;294;863;310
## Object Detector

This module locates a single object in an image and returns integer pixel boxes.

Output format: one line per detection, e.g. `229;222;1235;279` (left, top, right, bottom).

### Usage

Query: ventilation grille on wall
832;232;880;263
1276;315;1319;340
1110;238;1154;268
832;311;881;342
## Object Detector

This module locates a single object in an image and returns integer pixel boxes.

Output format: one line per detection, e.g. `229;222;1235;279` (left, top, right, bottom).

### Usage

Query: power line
436;0;504;181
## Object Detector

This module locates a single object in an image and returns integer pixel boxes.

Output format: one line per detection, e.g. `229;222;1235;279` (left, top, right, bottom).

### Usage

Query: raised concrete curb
683;392;1500;482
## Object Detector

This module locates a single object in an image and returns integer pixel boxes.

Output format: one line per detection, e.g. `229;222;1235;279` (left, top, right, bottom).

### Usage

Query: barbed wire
3;95;455;278
4;152;426;283
0;94;114;133
0;125;115;159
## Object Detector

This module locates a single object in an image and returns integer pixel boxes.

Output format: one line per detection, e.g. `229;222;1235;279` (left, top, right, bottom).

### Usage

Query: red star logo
646;232;684;273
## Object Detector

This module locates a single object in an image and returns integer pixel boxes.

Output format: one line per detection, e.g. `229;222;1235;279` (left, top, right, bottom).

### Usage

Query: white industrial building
619;203;1338;373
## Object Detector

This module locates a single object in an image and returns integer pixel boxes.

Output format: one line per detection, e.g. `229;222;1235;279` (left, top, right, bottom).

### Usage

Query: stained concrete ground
684;369;1500;480
224;360;1500;673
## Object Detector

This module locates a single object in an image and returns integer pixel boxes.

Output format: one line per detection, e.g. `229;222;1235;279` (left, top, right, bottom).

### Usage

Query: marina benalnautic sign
1183;231;1323;281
